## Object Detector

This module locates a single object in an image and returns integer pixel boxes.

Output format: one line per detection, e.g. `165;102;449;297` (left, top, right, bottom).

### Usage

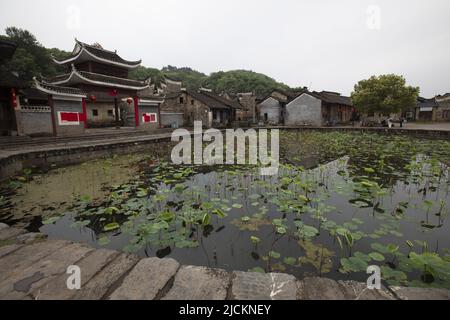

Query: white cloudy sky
1;0;449;97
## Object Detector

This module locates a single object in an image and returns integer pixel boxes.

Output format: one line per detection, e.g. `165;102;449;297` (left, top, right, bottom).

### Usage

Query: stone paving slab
0;239;70;284
108;257;179;300
0;227;26;241
338;280;395;300
163;266;230;300
31;248;119;300
390;286;450;300
297;277;347;300
0;242;94;299
72;253;140;300
230;271;297;300
0;243;23;259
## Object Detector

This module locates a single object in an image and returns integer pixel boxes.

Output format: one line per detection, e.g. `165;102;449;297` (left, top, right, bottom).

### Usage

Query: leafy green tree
351;74;419;115
0;26;69;84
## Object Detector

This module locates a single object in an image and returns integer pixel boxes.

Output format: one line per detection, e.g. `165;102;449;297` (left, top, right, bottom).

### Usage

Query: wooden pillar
133;96;139;127
82;97;87;129
157;102;162;129
10;88;19;134
114;97;120;129
48;95;57;136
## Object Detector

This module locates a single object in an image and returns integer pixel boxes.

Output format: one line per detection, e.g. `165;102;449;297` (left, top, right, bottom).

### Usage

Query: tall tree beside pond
0;27;70;85
351;74;419;116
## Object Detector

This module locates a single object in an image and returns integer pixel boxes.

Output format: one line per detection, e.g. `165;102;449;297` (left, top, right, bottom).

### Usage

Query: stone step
71;252;140;300
162;266;230;300
31;248;120;300
390;286;450;300
0;227;26;241
0;239;71;284
230;271;297;300
108;257;179;300
0;242;94;299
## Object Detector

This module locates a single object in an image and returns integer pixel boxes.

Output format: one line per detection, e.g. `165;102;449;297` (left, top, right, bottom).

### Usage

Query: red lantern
109;89;118;96
126;97;133;104
89;95;96;102
11;88;17;109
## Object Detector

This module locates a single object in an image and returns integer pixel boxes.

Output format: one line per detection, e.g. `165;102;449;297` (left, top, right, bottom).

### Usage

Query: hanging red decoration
109;89;118;96
126;97;133;104
89;95;96;102
11;88;17;109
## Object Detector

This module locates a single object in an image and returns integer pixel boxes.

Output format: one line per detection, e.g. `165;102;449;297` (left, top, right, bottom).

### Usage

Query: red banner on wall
58;112;81;125
142;113;157;123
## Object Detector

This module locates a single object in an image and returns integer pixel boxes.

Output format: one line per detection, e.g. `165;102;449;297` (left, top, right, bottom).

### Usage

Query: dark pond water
1;131;449;288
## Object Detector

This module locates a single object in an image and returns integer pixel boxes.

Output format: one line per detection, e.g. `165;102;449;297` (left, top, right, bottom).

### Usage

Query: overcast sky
1;0;449;97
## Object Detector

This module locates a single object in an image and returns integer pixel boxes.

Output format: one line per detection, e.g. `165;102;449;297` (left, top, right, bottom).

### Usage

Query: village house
161;88;243;128
256;89;353;126
415;96;440;121
284;91;353;126
257;89;302;125
236;92;257;123
434;93;450;121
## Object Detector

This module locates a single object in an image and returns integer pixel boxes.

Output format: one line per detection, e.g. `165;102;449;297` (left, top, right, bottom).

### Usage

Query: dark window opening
179;97;184;104
264;113;268;121
443;110;450;119
191;99;194;105
107;110;114;117
92;109;98;116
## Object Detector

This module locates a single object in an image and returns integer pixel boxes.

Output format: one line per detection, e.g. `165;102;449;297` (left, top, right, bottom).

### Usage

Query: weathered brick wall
53;99;84;136
138;105;159;129
285;94;322;126
19;107;52;136
161;113;184;128
184;94;210;127
237;93;256;122
161;95;185;113
258;97;282;124
435;99;450;121
86;101;116;126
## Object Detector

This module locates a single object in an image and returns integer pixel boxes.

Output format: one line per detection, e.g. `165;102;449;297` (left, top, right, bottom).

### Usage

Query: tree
0;27;69;84
351;74;419;115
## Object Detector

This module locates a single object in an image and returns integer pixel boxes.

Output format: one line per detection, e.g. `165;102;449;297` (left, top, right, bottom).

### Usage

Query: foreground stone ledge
163;266;230;300
230;271;297;300
0;242;94;299
390;286;450;300
108;257;179;300
72;253;140;300
0;224;449;300
33;248;119;300
338;280;395;300
0;227;26;241
298;277;347;300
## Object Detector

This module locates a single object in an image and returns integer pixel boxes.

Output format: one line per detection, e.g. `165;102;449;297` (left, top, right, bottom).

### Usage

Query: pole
114;97;120;129
48;95;57;136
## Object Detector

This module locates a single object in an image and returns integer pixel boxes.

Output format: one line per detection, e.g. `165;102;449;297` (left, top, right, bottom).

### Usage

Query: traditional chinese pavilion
42;39;153;128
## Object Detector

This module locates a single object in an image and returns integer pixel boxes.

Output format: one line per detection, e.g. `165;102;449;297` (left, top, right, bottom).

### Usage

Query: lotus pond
1;130;450;289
